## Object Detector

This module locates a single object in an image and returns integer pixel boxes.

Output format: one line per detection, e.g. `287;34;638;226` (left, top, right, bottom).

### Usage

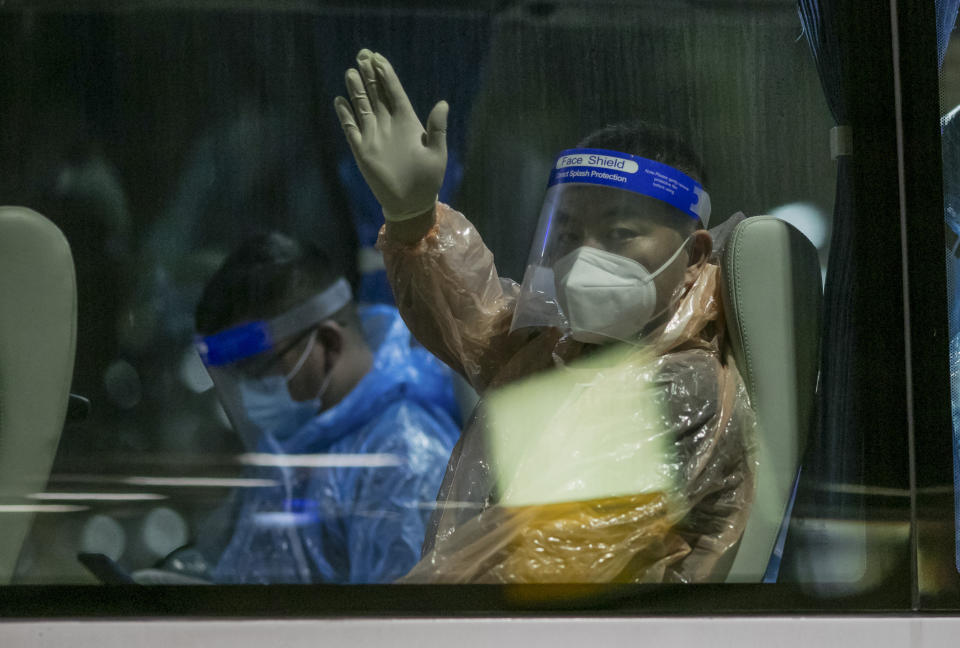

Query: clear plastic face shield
195;278;352;449
511;148;712;344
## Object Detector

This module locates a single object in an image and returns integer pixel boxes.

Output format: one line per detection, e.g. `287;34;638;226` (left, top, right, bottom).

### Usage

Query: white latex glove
334;49;448;221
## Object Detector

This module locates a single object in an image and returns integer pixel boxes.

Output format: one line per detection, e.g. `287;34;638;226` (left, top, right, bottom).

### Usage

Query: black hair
578;120;707;234
195;232;357;335
578;120;706;184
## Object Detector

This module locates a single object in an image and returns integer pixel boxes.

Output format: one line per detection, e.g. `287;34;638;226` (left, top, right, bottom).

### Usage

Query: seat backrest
719;215;821;582
0;206;77;584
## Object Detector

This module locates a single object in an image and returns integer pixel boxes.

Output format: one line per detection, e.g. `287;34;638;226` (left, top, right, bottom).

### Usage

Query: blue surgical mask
239;374;322;441
238;330;331;441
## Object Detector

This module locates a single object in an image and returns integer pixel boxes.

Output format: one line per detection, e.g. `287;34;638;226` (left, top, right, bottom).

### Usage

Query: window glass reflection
0;1;842;589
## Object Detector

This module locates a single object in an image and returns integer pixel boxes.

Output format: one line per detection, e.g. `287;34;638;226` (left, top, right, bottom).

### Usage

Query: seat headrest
0;206;77;584
720;215;822;582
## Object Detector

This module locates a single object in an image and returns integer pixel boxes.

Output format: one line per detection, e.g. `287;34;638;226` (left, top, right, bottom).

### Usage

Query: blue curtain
791;0;958;581
936;0;960;573
939;0;960;67
795;0;859;535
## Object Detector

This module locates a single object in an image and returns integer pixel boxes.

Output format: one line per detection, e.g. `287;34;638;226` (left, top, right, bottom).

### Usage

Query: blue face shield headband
196;278;352;369
547;148;711;226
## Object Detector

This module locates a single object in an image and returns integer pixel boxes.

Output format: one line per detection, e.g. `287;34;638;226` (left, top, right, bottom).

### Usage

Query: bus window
0;0;945;619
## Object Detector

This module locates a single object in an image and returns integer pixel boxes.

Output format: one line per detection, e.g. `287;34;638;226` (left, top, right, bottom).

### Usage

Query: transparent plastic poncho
378;195;756;583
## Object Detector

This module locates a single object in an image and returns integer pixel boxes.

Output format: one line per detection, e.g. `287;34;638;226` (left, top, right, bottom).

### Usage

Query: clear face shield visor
195;278;352;448
511;148;711;344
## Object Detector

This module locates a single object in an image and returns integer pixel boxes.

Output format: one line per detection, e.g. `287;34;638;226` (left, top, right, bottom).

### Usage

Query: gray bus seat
0;206;77;583
720;215;822;582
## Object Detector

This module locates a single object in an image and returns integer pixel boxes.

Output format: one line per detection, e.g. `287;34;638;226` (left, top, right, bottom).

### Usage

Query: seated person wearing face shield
193;233;460;583
333;51;756;583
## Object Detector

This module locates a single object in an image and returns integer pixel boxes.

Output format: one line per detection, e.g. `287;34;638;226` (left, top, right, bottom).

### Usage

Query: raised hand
334;49;448;222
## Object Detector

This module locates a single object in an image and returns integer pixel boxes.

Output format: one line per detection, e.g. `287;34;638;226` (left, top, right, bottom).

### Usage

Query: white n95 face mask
553;243;689;344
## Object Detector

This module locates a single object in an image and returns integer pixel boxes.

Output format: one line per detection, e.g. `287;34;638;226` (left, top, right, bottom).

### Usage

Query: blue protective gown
211;305;461;583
